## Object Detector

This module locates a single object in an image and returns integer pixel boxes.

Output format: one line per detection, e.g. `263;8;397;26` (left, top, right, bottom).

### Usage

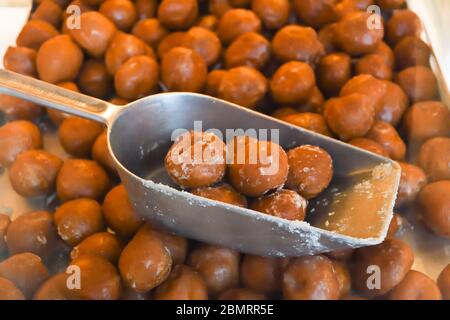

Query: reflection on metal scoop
0;69;401;256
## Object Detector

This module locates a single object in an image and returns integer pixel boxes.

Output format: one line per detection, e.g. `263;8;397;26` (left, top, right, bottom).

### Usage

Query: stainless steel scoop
0;69;401;256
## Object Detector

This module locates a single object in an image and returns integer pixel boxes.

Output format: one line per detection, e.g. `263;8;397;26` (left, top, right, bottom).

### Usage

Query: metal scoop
0;69;401;256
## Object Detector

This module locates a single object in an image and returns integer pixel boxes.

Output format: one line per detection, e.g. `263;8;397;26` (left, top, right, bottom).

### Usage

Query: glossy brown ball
355;54;392;80
283;113;331;137
217;66;267;109
324;94;375;141
59;117;103;157
316;53;352;97
217;9;262;44
154;265;208;300
205;69;227;96
55;198;105;246
135;0;157;19
156;31;186;58
182;27;222;66
56;159;110;202
70;232;123;263
396;66;438;102
376;81;408;126
331;260;351;298
191;183;248;208
286;145;333;199
68;11;117;57
352;239;414;297
419;137;450;182
92;130;116;173
241;255;287;294
389;270;442;300
0;120;42;167
395;162;427;208
33;273;69;300
31;0;62;28
386;9;422;45
8;150;63;198
195;15;219;31
0;277;25;300
0;94;44;121
251;189;308;221
188;244;240;295
293;0;338;28
16;20;59;50
340;74;387;112
161;47;207;92
157;0;198;30
283;255;340;300
102;184;144;238
419;181;450;238
36;35;83;84
3;46;37;77
119;224;172;292
270;61;315;105
251;0;289;29
152;229;188;265
99;0;137;32
209;0;232;18
394;36;430;70
437;264;450;300
225;32;270;70
132;18;168;49
348;138;389;157
272;25;324;64
78;59;113;98
366;121;406;160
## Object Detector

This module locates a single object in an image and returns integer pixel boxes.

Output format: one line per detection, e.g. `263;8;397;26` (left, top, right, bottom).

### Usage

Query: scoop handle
0;69;116;124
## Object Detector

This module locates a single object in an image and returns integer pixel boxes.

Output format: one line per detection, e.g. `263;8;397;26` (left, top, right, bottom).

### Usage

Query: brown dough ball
419;137;450;182
297;86;326;113
67;255;122;300
270;61;315;105
119;224;172;292
165;130;226;188
161;47;207;92
152;228;188;265
191;183;248;208
376;80;408;126
114;55;159;100
188;244;240;295
154;265;208;300
105;32;153;75
251;0;290;30
68;11;117;57
3;46;37;77
209;0;233;18
241;255;287;294
437;264;450;300
272;107;299;120
217;9;262;45
318;23;338;54
389;270;442;300
8;150;62;198
33;273;69;300
227;137;289;197
286;145;333;199
195;15;219;31
182;27;222;67
102;184;144;238
0;94;44;121
419;180;450;238
0;277;25;300
0;214;10;258
59;117;103;157
224;32;269;70
355;54;393;80
394;36;430;70
217;66;267;109
99;0;137;32
135;0;157;20
78;59;113;98
293;0;338;28
335;11;384;56
205;69;227;96
55;198;105;246
156;32;186;58
331;260;351;298
0;253;49;298
61;0;94;34
132;18;168;49
340;74;387;113
92;130;116;173
283;255;340;300
157;0;198;30
218;288;266;300
16;20;59;50
6;211;58;260
283;113;332;137
373;41;395;69
317;53;352;97
395;66;438;102
272;25;324;64
352;239;414;297
324;94;375;141
251;189;308;221
56;159;110;202
31;0;62;28
386;9;422;45
0;120;42;167
403;101;450;144
348;138;389;157
70;232;123;263
365;121;406;160
395;162;427;208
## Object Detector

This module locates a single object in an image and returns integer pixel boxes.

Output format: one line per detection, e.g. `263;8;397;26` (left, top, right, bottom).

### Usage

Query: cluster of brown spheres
0;0;449;300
